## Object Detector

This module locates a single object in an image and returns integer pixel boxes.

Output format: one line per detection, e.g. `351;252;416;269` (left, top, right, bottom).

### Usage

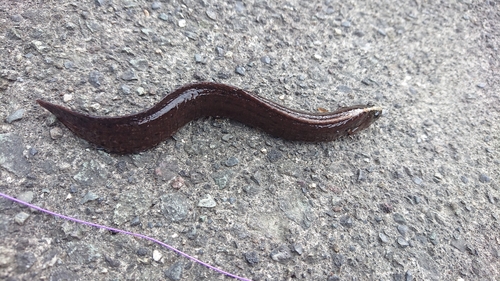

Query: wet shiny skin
37;82;382;154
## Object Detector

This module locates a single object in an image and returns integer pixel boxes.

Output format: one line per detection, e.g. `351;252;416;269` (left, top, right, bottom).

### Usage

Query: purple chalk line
0;192;251;281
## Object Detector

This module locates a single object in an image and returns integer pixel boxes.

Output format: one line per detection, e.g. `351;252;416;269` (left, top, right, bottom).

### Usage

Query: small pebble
361;78;372;86
121;69;138;81
18;191;34;204
170;176;185;189
178;19;186;27
130;216;141;227
340;215;353;228
198;194;216;208
164;261;183;280
225;156;239;167
1;69;19;81
64;61;75;69
50;127;63;139
412;177;423;185
397;237;409;247
405;270;413;281
341;21;351;27
270;245;292;262
11;14;23;22
379;233;389;243
153;250;162;261
244;251;259;266
337;85;352;93
293;244;303;255
5;109;24;123
221;134;232;141
194;54;205;64
393;213;406;224
129;59;148;71
141;28;153;36
151;2;161;10
235;66;246;76
158;13;168;21
476;82;486;88
215;46;225;57
261;56;271;64
63;94;73;102
88;71;102;88
15;212;30;225
460;176;469;184
267;149;282;163
217;72;230;79
479;174;491;183
29;147;38;156
80;192;99;204
206;9;217;20
90;103;101;111
487;193;495;204
357;169;366;181
397;224;409;236
121;84;131;95
137;248;148;256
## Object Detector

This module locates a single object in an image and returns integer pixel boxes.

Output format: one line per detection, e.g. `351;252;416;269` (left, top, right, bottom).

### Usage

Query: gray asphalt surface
1;1;499;280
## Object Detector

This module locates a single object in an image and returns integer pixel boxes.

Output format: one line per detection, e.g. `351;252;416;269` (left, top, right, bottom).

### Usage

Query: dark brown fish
37;82;382;154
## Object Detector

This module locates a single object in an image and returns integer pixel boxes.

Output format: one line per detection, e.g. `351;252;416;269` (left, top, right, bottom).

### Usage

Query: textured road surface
1;1;499;280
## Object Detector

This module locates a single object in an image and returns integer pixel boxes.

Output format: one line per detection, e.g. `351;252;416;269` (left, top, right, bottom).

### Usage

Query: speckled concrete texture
0;1;499;280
